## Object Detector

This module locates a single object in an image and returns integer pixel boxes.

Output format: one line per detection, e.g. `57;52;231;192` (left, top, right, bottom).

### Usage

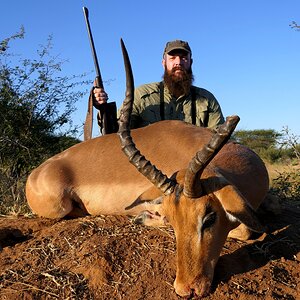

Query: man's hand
93;87;108;109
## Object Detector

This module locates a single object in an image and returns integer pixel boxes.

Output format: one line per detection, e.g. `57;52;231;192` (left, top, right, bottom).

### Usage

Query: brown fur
26;120;269;298
26;120;212;217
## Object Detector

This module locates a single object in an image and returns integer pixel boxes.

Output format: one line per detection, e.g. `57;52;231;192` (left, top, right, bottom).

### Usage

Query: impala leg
26;163;83;219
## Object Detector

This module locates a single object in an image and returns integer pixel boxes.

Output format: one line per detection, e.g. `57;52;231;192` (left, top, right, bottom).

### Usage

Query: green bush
259;147;281;163
270;128;300;203
271;171;300;203
0;28;87;215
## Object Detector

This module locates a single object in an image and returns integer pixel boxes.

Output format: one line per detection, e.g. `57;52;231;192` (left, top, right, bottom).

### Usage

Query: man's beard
163;67;194;98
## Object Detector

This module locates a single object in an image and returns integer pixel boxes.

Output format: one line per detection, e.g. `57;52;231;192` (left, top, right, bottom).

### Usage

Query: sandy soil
0;201;299;300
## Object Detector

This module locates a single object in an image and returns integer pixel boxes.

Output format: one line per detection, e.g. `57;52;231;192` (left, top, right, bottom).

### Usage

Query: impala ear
214;184;265;233
125;186;163;211
136;186;164;204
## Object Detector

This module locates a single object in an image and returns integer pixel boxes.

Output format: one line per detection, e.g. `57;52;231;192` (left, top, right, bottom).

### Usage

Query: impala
26;40;269;297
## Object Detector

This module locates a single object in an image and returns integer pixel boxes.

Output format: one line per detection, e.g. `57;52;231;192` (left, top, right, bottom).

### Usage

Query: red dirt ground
0;201;299;299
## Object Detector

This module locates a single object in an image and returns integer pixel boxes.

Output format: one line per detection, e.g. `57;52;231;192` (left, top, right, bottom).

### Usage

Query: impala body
26;40;269;298
27;120;218;217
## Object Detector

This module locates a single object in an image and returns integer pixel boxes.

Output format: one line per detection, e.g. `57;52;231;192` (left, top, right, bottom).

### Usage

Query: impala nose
173;281;191;298
174;277;212;298
190;280;211;298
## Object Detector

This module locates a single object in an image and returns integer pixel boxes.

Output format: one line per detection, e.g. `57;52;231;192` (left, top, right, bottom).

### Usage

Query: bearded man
93;40;224;132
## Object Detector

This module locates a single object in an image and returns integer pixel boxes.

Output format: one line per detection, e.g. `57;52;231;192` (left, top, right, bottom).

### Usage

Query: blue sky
1;0;300;139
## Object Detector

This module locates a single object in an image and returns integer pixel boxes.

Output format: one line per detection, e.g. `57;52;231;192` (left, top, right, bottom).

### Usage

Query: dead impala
26;40;269;298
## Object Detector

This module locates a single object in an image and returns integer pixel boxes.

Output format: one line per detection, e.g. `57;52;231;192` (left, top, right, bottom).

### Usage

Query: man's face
162;50;192;79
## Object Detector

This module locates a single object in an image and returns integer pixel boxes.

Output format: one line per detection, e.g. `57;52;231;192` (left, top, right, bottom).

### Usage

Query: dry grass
265;161;300;183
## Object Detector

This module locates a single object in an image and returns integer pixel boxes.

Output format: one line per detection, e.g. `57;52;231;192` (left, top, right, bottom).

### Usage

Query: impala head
118;39;264;297
161;174;230;297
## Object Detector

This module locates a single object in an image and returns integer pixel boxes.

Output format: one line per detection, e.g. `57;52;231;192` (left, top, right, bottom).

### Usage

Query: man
93;40;224;132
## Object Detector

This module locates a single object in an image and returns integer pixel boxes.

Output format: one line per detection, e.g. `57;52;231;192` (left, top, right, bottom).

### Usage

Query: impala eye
202;211;217;231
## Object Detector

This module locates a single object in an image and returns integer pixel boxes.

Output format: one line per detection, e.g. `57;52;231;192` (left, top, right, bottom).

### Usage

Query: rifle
82;6;108;138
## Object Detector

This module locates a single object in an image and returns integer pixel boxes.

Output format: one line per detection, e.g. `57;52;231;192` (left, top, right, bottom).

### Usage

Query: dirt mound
0;203;299;300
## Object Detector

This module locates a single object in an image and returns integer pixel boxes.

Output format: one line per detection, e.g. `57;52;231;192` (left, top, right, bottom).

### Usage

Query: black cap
163;40;191;56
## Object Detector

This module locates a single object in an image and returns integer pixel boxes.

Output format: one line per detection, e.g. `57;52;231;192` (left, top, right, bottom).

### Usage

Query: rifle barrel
83;6;103;88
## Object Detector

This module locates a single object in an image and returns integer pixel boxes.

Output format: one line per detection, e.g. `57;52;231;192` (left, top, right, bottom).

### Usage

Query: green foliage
270;128;300;203
234;127;300;203
259;147;282;163
272;171;300;203
277;130;299;202
233;129;299;164
0;28;88;214
277;127;300;163
233;129;281;149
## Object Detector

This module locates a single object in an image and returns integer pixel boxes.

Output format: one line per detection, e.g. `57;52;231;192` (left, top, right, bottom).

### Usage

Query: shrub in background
0;28;88;214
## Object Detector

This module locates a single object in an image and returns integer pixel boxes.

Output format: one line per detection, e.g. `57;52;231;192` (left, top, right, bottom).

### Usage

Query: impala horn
183;115;240;198
118;39;177;195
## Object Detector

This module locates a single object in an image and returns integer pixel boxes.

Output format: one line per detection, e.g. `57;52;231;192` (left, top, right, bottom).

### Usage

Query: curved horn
183;115;240;198
118;39;177;195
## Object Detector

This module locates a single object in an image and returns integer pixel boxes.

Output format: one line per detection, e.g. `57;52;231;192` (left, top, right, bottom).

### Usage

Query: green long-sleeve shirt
97;81;224;133
129;82;224;130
